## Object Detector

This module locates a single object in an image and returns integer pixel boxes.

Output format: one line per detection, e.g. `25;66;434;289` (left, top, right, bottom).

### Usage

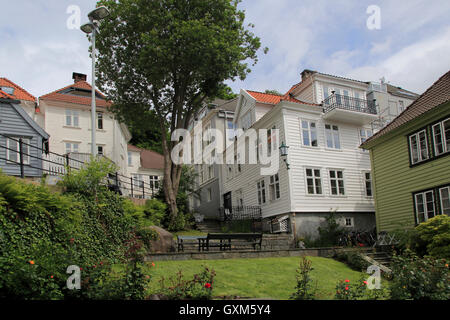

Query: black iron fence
0;133;159;199
323;93;377;115
218;206;262;222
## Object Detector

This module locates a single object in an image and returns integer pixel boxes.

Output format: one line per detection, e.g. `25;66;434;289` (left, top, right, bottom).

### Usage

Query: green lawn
143;256;370;300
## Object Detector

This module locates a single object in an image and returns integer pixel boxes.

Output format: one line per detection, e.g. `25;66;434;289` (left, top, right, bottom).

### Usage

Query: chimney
72;72;87;83
301;69;316;82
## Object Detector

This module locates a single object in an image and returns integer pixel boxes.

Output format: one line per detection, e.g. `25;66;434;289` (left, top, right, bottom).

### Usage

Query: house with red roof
127;144;164;198
38;72;132;176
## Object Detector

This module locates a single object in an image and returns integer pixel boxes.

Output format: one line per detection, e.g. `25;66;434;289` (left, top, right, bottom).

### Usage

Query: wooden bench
177;235;207;252
205;233;262;251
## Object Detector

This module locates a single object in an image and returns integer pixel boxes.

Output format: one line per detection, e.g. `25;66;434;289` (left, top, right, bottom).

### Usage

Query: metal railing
323;93;377;115
218;206;262;222
0;133;160;199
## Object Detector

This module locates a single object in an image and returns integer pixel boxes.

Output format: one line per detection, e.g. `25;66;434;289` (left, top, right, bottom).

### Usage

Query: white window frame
149;175;159;190
241;110;253;131
236;189;244;207
257;178;267;205
269;173;281;201
6;137;30;165
65;142;79;154
414;190;435;223
363;171;373;198
97;145;104;156
325;124;341;149
359;128;373;145
342;217;354;228
65;109;79;127
329;169;345;196
97;112;104;130
439;186;450;215
432;118;450;156
127;151;132;166
301;119;318;147
409;129;429;164
207;188;212;202
305;168;322;195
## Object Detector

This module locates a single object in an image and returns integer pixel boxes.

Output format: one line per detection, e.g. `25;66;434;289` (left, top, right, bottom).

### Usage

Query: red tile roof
39;81;111;107
362;70;450;147
246;89;320;106
128;144;164;170
0;78;36;102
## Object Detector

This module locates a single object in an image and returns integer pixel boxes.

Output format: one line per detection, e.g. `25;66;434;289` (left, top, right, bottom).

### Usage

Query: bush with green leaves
0;159;153;299
157;266;216;300
334;276;390;300
290;257;316;300
389;250;450;300
334;251;371;272
412;215;450;259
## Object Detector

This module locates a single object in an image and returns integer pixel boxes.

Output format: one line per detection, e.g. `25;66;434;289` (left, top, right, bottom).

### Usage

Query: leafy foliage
157;266;216;300
334;277;390;300
290;257;316;300
334;251;371;272
389;250;450;300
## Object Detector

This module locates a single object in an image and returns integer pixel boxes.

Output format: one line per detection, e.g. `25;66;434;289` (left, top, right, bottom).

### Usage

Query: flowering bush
290;257;316;300
334;277;390;300
390;250;450;300
157;266;216;300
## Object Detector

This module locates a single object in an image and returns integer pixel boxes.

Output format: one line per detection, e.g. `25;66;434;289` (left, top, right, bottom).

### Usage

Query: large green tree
95;0;266;227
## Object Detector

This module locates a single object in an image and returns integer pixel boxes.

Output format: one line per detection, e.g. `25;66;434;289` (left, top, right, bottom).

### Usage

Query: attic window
1;86;14;95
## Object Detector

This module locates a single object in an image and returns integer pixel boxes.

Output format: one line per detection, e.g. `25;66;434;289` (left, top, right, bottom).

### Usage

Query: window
149;176;159;190
325;124;340;149
65;142;79;154
227;120;236;141
364;172;373;197
409;130;429;164
7;137;30;164
398;101;405;113
306;168;322;195
236;189;244;206
257;179;266;205
1;86;14;95
97;145;104;156
301;120;318;147
415;191;436;223
359;128;373;144
344;218;354;227
97;112;103;130
207;188;212;202
439;187;450;215
329;170;345;196
432;118;450;156
269;173;281;200
242;111;252;131
208;164;214;180
65;109;79;127
323;86;329;100
128;152;132;166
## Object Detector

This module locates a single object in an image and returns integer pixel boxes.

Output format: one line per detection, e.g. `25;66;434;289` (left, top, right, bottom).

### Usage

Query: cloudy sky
1;0;449;98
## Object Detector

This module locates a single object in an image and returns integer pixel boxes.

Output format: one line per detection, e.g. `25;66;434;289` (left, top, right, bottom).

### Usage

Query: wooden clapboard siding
369;102;450;232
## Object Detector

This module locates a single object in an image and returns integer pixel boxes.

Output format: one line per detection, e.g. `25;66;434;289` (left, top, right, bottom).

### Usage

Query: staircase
366;250;393;267
196;219;223;233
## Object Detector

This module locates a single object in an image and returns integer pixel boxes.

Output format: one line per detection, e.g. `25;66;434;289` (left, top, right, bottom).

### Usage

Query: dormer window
1;86;14;95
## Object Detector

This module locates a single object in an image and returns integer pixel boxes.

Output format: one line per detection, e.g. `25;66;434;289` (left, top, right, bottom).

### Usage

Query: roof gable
39;81;110;107
362;70;450;147
0;78;36;102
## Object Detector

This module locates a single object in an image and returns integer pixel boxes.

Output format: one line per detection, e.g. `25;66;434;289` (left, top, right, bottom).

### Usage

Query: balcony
322;93;378;125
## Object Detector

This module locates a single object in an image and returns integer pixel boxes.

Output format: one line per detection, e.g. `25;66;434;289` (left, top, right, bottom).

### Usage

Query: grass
143;256;371;300
171;230;207;239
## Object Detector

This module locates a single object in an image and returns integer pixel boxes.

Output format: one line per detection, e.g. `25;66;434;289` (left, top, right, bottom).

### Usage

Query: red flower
345;286;349;291
50;275;54;279
70;238;75;244
80;267;83;271
204;283;211;289
93;265;96;268
363;281;368;285
345;279;350;283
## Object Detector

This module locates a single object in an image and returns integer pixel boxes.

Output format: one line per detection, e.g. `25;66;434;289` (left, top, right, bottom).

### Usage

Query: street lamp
279;141;290;170
80;6;110;156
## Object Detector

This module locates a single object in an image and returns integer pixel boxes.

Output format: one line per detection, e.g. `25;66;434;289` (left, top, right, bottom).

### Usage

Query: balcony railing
323;94;377;115
218;206;262;222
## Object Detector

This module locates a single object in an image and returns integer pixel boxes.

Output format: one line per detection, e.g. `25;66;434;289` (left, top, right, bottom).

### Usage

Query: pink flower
345;286;349;291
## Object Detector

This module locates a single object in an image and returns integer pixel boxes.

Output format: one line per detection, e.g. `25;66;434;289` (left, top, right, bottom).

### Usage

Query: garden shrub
0;159;152;299
290;257;316;300
334;251;371;272
389;250;450;300
413;215;450;259
334;276;390;300
157;266;216;300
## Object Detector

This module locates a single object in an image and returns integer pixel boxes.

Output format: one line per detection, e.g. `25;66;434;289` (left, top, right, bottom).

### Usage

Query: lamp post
80;6;110;156
279;141;290;170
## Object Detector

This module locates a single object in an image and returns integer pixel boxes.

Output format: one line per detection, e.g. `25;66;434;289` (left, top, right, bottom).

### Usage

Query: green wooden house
361;71;450;232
